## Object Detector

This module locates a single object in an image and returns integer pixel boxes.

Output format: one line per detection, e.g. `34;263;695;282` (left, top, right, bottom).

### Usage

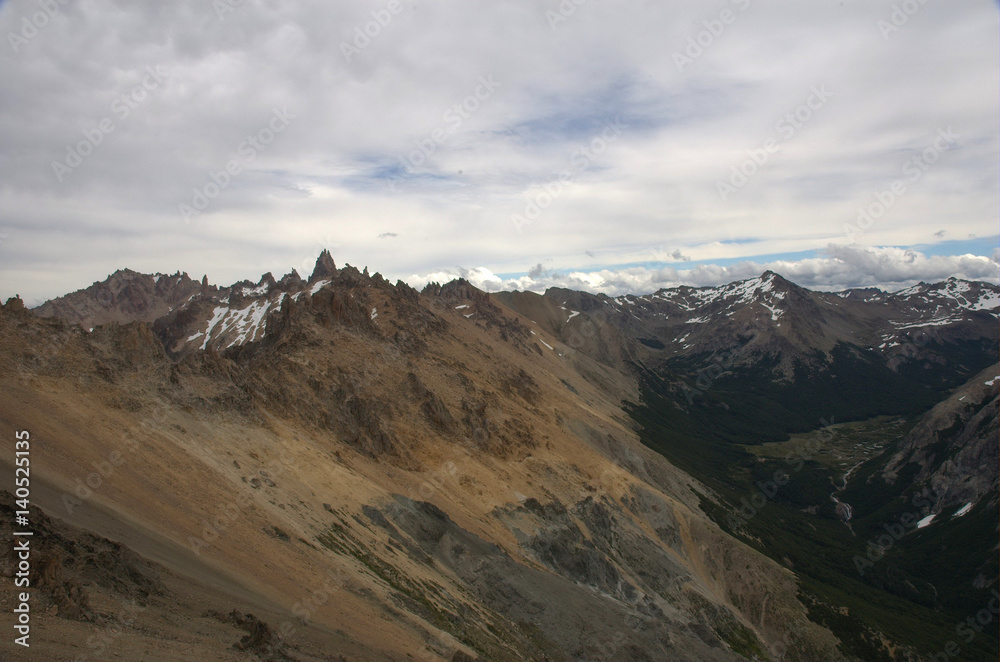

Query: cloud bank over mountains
409;245;1000;297
0;0;996;303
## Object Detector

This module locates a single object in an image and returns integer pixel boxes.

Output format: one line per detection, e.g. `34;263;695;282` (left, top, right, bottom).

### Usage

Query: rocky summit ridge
1;253;997;661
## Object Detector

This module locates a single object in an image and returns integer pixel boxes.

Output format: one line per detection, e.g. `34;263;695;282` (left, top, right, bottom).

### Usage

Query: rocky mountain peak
10;254;1000;661
310;249;337;282
760;270;792;289
3;295;25;312
438;278;479;300
894;277;1000;313
33;268;203;329
278;269;303;289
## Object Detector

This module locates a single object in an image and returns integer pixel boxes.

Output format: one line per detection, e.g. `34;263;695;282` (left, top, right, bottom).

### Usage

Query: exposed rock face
203;610;293;661
310;248;337;282
1;492;163;622
370;495;807;662
91;321;167;369
429;279;532;347
10;254;998;661
336;387;404;458
310;288;374;329
498;273;1000;382
277;269;303;290
33;269;204;330
882;363;1000;512
4;295;25;312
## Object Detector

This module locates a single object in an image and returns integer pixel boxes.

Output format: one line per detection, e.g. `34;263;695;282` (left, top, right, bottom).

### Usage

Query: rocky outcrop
204;610;294;661
882;363;1000;512
33;269;204;330
1;491;163;622
276;269;303;290
310;249;338;282
90;321;167;369
3;295;26;313
15;254;995;661
407;373;457;433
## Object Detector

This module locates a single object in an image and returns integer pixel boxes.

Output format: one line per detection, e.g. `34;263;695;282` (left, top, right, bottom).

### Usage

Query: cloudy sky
1;0;997;305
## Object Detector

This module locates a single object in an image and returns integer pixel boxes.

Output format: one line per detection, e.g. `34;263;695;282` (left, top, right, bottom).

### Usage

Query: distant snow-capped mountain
32;256;1000;378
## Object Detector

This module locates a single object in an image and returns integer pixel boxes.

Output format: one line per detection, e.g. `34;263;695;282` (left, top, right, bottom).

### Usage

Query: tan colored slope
0;290;845;661
0;378;433;661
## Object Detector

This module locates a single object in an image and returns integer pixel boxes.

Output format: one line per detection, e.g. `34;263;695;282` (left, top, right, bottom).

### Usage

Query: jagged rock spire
3;295;25;312
310;249;337;282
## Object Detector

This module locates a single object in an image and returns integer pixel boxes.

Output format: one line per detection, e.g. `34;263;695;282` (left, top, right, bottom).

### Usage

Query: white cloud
0;0;996;304
413;245;999;297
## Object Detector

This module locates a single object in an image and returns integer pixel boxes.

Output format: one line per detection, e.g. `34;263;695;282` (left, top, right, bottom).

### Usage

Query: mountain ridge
3;252;998;661
1;259;848;661
30;258;999;369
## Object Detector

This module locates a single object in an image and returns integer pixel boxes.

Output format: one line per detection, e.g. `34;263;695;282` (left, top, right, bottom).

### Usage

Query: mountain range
2;251;997;661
